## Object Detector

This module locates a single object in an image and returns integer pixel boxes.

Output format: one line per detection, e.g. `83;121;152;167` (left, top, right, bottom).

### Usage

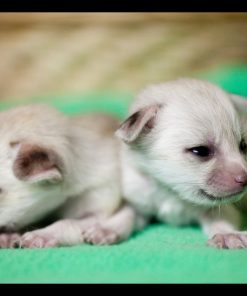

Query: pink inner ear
13;144;62;182
145;116;156;130
117;104;160;143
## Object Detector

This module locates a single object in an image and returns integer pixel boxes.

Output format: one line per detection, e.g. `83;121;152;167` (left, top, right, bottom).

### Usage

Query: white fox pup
116;78;247;249
0;105;135;248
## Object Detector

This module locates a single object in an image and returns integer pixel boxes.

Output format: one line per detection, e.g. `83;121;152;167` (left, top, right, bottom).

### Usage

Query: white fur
117;78;247;249
2;79;247;250
0;105;135;248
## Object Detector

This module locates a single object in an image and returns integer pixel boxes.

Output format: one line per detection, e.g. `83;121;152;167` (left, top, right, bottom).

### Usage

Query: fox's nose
234;171;247;186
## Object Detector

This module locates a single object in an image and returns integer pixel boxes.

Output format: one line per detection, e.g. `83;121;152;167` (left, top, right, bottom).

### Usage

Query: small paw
0;233;21;248
19;232;58;248
82;224;119;245
207;233;247;249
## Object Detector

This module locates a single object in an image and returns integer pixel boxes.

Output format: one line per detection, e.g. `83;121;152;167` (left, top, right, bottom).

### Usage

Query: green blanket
1;64;247;283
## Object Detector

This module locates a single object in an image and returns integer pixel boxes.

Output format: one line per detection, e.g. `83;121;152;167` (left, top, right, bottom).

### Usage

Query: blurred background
0;12;246;102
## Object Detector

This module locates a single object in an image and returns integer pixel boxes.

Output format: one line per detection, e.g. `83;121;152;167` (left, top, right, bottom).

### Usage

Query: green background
0;64;247;283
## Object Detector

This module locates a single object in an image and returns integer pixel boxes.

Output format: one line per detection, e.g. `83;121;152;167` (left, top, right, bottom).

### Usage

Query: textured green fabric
0;64;247;283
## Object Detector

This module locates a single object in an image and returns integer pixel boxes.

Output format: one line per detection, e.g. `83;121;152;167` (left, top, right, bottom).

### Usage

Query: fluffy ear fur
13;143;63;185
230;94;247;112
116;105;161;143
230;94;247;138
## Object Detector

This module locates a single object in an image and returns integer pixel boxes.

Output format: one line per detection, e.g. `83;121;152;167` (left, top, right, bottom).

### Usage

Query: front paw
207;233;247;249
82;224;119;245
0;233;21;248
19;232;58;248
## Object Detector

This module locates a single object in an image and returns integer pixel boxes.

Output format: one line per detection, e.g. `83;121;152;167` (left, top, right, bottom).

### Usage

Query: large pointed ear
115;104;161;143
230;94;247;138
230;94;247;113
13;143;64;185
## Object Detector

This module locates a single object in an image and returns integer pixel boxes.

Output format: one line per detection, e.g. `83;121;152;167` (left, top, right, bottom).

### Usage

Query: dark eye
188;146;213;158
240;139;247;153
